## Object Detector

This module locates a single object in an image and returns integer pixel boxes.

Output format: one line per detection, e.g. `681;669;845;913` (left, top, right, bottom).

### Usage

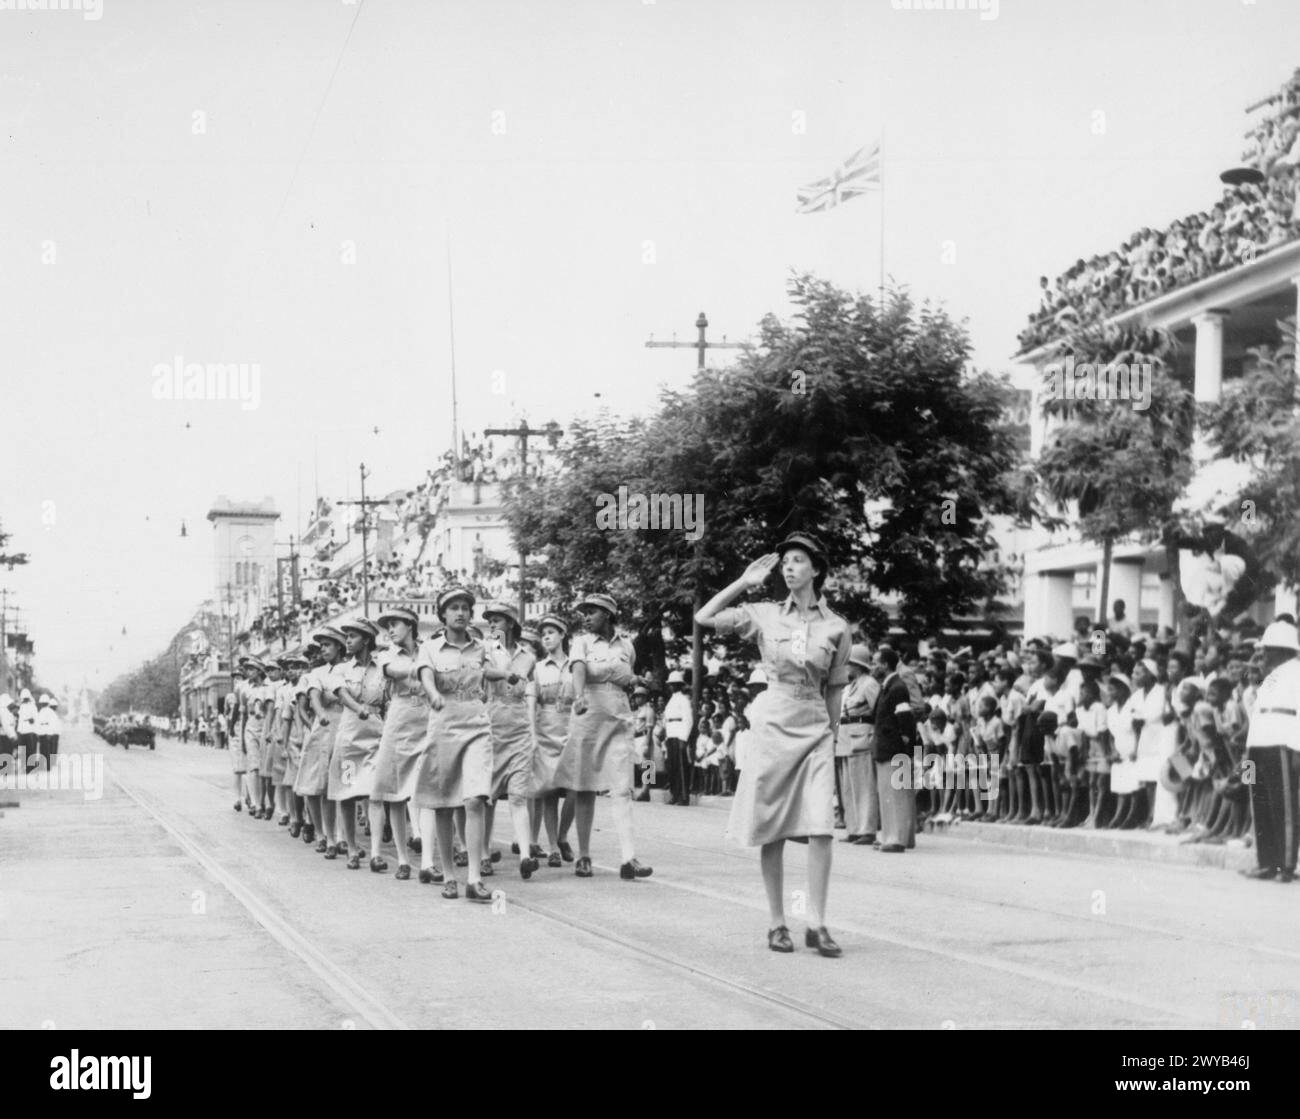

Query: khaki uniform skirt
553;682;634;794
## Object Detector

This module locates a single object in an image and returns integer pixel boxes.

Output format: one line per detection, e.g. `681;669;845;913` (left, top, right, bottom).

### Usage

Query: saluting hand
741;553;779;590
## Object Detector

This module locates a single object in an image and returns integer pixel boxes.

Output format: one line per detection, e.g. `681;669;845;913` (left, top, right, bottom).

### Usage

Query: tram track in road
620;842;1203;1026
106;763;411;1031
647;827;1300;967
104;745;856;1029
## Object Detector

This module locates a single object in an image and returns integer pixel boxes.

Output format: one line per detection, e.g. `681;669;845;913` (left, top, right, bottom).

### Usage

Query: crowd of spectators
1018;70;1300;353
634;606;1266;849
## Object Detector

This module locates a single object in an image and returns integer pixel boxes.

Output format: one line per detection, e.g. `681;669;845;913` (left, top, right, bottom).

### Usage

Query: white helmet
667;670;686;685
747;667;768;686
1260;621;1300;652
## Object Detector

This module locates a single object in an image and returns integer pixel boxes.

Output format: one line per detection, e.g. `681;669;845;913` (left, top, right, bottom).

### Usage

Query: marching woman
292;648;320;843
277;653;309;837
228;671;250;812
261;661;287;823
552;592;653;881
482;603;542;880
529;613;573;866
414;587;498;903
328;619;387;870
242;660;270;818
695;532;851;957
369;606;428;880
294;626;347;856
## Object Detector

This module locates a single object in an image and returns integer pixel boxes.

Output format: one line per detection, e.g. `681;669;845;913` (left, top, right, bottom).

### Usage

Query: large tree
1201;316;1299;610
507;274;1032;695
1033;320;1194;636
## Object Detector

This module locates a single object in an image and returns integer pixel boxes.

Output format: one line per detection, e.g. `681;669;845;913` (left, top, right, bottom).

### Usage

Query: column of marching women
221;586;656;903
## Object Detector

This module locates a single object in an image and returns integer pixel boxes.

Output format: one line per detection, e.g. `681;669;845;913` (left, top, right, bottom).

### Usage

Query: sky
2;0;1296;694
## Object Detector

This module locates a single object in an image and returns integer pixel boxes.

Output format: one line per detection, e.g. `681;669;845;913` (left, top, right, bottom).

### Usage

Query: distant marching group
216;532;856;955
222;587;653;904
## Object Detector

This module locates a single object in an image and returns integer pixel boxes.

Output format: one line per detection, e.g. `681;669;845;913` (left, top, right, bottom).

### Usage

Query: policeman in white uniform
1240;620;1300;883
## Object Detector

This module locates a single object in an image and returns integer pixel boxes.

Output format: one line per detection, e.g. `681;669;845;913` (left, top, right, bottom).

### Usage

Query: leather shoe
395;864;411;881
1240;867;1278;880
574;856;593;878
440;880;459;900
453;848;469;867
1279;869;1296;883
315;839;328;853
840;834;860;844
805;926;843;958
619;858;653;880
323;844;339;860
419;866;444;884
369;856;389;873
465;881;494;903
547;851;562;868
853;834;876;845
346;854;361;870
520;856;539;880
558;840;575;862
879;843;905;853
768;925;794;953
479;858;495;877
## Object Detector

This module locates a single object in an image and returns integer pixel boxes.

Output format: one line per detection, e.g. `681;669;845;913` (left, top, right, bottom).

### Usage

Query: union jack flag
796;142;881;213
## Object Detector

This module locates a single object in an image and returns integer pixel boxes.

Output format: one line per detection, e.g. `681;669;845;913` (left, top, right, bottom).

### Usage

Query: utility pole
273;535;300;651
483;420;563;621
644;310;744;372
644;311;744;719
338;463;392;618
0;588;11;696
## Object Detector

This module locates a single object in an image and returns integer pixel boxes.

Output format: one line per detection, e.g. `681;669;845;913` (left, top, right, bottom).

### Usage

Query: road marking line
108;765;409;1031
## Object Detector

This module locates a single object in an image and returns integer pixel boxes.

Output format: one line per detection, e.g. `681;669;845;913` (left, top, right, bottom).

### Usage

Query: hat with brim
340;618;380;641
849;643;873;671
436;587;475;617
576;593;618;618
537;613;569;636
1260;621;1300;652
376;606;420;630
1107;671;1132;691
667;670;685;685
519;626;542;647
312;626;347;649
776;531;827;566
37;695;49;706
1077;654;1105;670
483;601;521;627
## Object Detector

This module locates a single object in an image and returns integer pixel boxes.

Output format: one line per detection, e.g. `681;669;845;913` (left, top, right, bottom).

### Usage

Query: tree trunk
1096;535;1113;627
691;592;704;724
1165;538;1182;643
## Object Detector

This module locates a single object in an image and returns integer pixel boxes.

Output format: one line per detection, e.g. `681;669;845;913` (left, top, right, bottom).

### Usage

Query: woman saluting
695;532;851;957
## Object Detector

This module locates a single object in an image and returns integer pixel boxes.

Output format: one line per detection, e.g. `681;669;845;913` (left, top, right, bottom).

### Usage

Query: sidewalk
673;790;1256;872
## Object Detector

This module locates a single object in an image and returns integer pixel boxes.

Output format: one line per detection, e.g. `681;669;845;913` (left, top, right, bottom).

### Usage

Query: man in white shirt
1240;621;1300;882
662;671;694;806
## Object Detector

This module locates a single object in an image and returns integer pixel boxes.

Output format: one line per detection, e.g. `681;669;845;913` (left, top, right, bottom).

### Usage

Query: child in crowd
1077;678;1112;828
972;694;1005;821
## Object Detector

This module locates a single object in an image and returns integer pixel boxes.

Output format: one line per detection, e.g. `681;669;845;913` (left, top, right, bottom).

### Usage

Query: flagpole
878;122;886;310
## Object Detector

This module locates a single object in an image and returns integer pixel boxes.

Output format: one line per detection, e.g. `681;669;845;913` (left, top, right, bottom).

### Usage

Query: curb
931;819;1256;872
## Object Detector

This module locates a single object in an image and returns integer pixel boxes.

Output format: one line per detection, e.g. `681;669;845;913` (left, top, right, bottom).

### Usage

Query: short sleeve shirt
529;655;573;707
711;597;851;690
417;634;489;699
569;632;637;687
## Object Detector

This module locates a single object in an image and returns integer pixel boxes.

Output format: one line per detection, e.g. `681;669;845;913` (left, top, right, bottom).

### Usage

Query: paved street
2;725;1297;1030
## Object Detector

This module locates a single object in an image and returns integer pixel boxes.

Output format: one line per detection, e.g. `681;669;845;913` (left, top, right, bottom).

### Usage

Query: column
1106;557;1144;625
1024;570;1075;639
1192;310;1229;405
1157;575;1176;633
